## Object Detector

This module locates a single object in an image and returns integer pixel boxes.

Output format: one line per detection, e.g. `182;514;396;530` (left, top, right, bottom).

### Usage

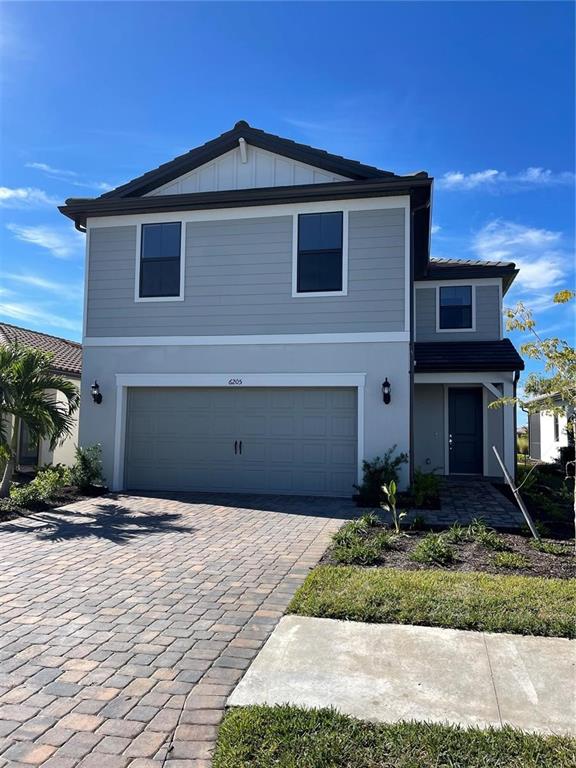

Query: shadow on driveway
1;499;194;544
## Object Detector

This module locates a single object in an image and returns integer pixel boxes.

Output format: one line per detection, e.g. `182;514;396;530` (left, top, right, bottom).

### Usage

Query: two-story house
59;121;523;496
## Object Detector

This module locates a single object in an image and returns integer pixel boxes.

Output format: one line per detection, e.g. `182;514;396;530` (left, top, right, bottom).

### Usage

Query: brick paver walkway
0;493;351;767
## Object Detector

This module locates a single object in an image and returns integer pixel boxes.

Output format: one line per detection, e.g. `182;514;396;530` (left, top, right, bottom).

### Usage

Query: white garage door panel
124;387;357;497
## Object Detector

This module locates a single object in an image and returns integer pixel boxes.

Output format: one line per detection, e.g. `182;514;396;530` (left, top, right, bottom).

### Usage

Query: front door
18;420;39;467
448;388;483;474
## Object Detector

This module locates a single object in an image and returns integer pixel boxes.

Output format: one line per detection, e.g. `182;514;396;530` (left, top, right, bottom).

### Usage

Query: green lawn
288;566;576;638
213;705;576;768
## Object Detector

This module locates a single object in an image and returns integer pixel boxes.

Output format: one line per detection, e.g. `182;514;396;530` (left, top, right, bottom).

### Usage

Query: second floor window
139;222;182;298
553;413;560;442
297;212;343;293
439;286;473;329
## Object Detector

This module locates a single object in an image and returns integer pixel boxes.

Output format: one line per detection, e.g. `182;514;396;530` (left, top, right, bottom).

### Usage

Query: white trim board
112;372;367;492
415;372;513;384
134;221;186;303
435;284;476;333
87;195;410;229
291;210;349;298
84;331;410;347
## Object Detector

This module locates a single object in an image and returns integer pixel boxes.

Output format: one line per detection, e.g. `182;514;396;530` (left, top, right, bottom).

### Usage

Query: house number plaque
228;378;243;386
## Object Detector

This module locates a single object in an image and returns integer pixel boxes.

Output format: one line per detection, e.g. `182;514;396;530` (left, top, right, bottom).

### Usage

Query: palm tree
0;343;80;497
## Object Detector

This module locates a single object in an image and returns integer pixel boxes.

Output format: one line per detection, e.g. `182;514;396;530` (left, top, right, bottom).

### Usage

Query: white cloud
473;220;568;293
0;186;59;208
437;167;575;192
0;301;80;334
431;224;441;234
4;273;83;301
26;161;111;192
6;223;84;259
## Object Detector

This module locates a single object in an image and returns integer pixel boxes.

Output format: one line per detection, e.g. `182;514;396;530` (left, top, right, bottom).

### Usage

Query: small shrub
492;552;530;570
411;469;441;507
530;540;572;556
354;446;408;504
332;538;381;566
357;511;381;528
9;466;68;507
521;519;550;537
410;514;427;531
10;481;42;507
411;534;456;566
69;444;104;492
444;522;468;544
467;518;510;551
332;521;365;546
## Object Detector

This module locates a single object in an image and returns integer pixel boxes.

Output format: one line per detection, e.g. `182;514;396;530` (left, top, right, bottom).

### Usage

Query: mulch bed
321;528;575;580
0;485;107;523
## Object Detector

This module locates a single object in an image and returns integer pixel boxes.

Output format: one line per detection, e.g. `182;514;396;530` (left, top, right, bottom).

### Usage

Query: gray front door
124;387;357;497
448;388;483;474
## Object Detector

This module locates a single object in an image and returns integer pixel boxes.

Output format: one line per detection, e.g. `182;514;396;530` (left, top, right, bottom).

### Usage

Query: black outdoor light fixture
91;381;102;404
382;378;391;405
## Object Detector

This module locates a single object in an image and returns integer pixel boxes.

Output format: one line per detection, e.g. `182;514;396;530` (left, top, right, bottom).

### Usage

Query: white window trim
134;221;186;303
435;284;476;333
112;372;366;492
291;210;349;298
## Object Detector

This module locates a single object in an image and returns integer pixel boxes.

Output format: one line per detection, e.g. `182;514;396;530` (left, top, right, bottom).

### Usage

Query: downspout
409;198;431;485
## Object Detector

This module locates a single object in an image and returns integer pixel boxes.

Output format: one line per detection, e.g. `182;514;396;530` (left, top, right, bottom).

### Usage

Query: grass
213;705;576;768
288;566;576;638
331;518;394;565
531;539;572;556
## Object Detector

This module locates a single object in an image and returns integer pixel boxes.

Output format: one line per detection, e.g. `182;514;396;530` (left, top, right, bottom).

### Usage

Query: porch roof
414;339;524;372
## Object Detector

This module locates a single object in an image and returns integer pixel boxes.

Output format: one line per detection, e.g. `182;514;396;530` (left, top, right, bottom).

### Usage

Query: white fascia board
115;372;367;388
86;195;410;229
414;278;502;289
83;331;410;347
415;372;514;384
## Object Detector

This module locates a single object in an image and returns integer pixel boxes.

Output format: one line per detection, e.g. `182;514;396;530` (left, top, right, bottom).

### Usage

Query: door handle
239;440;242;455
234;440;238;455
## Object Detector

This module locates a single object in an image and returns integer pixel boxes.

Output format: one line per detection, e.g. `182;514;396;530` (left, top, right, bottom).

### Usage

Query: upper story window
553;414;560;442
295;212;345;295
139;222;182;300
438;285;474;330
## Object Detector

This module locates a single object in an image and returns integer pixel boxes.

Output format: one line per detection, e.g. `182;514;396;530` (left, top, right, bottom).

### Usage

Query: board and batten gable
146;144;351;195
85;204;407;338
414;283;502;342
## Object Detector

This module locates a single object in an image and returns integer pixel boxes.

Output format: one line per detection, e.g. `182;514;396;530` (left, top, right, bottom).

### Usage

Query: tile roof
0;323;82;377
96;120;427;201
415;339;524;372
422;258;518;292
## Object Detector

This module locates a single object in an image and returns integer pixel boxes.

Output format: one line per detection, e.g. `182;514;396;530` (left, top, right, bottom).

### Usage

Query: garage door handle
234;440;238;455
239;440;242;455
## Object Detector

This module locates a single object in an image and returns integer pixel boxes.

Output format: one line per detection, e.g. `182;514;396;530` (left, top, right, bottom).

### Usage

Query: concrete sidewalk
228;616;576;735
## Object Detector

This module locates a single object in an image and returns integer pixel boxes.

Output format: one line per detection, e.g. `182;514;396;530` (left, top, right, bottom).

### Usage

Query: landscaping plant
411;469;441;507
489;289;576;551
410;533;456;565
381;480;406;534
491;552;530;570
354;446;408;505
0;343;79;497
69;444;104;492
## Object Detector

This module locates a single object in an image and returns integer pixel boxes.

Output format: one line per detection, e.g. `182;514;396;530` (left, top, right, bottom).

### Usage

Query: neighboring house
527;394;573;463
0;323;82;468
59;121;523;496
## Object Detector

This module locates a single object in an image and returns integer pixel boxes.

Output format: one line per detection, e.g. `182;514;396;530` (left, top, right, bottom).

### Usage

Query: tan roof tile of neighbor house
0;322;82;377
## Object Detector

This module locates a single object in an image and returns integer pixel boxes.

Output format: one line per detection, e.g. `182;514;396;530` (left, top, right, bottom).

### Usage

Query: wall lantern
91;381;103;404
382;378;391;405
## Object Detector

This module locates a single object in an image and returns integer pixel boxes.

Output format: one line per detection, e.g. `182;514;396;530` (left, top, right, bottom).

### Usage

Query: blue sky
1;1;574;409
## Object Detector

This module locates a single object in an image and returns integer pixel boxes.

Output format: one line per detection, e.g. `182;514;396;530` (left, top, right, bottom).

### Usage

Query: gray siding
415;285;501;342
85;209;405;337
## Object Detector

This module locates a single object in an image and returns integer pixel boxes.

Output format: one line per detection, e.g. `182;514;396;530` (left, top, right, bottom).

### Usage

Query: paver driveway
0;493;351;767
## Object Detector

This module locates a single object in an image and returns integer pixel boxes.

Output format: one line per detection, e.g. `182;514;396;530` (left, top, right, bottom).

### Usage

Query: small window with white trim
139;222;182;299
296;212;343;293
438;286;473;329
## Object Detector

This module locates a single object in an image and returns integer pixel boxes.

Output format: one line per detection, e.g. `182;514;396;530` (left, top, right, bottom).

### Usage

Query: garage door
124;387;357;497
